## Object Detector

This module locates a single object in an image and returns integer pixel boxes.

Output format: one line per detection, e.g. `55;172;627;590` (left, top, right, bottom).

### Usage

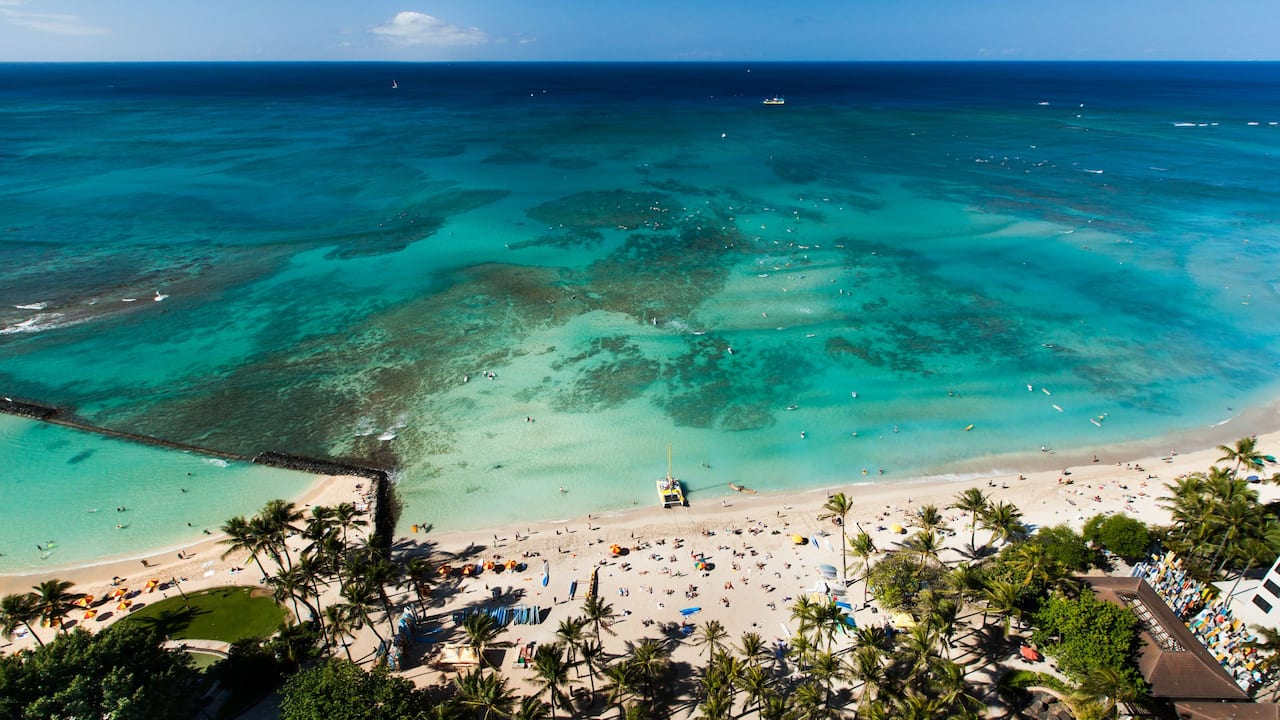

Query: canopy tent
436;644;480;668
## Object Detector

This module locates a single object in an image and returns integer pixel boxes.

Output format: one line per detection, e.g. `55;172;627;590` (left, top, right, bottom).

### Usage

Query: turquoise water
0;414;312;573
2;62;1280;547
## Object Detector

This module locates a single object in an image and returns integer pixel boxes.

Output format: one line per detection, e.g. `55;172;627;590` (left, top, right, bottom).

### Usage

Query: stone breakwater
0;394;395;553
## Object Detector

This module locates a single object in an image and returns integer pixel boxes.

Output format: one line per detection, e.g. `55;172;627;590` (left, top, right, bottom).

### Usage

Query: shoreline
0;474;366;596
5;402;1278;599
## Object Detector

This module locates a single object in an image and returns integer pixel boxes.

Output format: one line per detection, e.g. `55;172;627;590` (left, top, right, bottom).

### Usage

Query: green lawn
121;586;286;643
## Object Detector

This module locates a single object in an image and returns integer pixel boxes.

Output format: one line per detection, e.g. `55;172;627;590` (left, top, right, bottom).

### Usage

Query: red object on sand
1020;645;1042;661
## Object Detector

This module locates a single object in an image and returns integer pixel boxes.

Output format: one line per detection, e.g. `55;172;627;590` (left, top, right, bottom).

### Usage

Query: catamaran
657;444;687;508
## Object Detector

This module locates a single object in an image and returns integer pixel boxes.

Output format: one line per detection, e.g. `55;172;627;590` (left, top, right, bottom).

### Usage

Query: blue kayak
680;607;702;616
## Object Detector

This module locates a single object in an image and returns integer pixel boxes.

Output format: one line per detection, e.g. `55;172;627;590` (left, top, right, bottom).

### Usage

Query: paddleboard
680;607;701;616
569;580;578;600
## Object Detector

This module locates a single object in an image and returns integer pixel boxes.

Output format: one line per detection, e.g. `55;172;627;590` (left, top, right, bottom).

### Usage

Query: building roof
1084;576;1250;702
1175;701;1280;720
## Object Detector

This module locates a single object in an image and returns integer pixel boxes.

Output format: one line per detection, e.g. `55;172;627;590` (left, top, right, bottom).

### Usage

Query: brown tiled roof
1083;576;1250;701
1174;701;1280;720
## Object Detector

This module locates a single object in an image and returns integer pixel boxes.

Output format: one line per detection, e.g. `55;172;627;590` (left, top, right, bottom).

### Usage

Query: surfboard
680;607;701;616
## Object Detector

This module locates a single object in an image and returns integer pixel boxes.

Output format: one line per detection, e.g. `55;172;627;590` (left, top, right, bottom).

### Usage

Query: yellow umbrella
83;609;98;620
889;524;904;534
791;534;807;545
116;601;131;612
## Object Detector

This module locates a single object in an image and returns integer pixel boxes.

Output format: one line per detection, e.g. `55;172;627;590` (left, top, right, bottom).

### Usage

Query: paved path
162;638;232;657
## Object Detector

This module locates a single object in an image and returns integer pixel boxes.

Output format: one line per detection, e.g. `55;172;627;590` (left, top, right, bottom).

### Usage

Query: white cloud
370;11;487;48
0;1;107;36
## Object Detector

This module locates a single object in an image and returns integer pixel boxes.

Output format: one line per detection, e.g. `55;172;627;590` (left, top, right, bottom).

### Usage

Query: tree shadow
130;606;208;638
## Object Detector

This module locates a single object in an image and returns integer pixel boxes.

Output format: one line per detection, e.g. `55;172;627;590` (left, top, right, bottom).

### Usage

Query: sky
0;0;1277;62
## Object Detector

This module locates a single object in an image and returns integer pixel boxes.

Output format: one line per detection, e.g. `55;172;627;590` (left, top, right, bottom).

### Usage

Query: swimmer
800;431;806;439
560;486;567;494
850;391;857;398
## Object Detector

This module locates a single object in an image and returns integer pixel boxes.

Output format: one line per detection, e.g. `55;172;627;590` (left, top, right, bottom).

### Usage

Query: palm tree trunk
23;621;44;647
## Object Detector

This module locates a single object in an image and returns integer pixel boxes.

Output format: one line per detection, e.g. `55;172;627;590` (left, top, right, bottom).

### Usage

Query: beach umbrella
116;601;131;612
483;560;496;571
505;559;518;571
890;524;904;534
75;596;91;608
792;534;807;545
112;587;128;598
82;609;98;620
610;544;622;556
438;564;452;576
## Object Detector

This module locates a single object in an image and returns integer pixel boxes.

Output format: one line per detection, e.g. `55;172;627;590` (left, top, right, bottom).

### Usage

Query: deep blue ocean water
2;62;1279;565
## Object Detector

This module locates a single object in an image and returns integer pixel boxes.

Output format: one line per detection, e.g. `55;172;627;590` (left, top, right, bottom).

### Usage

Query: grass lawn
121;586;286;643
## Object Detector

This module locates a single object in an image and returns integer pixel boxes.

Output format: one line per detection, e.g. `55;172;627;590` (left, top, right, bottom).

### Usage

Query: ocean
2;62;1279;567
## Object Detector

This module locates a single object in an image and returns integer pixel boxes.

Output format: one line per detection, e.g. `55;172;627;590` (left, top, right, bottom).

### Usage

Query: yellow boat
657;444;687;508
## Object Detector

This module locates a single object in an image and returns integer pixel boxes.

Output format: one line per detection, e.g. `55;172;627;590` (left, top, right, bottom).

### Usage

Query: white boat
762;97;785;106
392;80;398;89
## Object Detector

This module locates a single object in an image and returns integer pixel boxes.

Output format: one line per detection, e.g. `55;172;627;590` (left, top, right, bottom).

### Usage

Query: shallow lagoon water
0;415;312;573
1;62;1279;549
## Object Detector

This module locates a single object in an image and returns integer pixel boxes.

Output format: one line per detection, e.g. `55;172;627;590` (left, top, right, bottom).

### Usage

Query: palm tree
556;615;588;671
903;529;944;566
849;530;879;605
790;681;831;720
693;619;729;657
807;600;848;651
332;501;368;547
463;611;507;666
401;556;436;613
580;638;605;703
759;694;790;720
31;578;81;632
846;643;886;716
532;643;573;720
1068;666;1146;720
809;650;841;710
914;504;947;532
1218;436;1265;477
949;487;990;552
627;638;672;711
454;668;517;720
219;515;272;580
260;498;305;569
983;580;1023;639
0;593;44;647
819;492;855;584
696;687;734;720
323;603;362;661
737;662;772;719
736;631;768;667
339;575;385;644
601;660;640;720
582;595;617;642
1006;542;1064;587
511;696;550;720
979;500;1025;548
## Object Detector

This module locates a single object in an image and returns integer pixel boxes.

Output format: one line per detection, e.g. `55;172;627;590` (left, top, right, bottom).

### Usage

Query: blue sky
1;0;1277;62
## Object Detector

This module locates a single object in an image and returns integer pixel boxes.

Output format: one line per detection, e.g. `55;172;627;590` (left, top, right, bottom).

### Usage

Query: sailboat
392;80;398;89
656;444;687;508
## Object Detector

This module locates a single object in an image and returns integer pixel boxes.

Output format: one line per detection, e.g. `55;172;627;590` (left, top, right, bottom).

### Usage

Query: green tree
0;622;200;720
1024;523;1096;571
980;500;1026;548
279;659;429;720
866;552;944;613
220;515;273;580
1030;592;1145;689
1083;513;1152;563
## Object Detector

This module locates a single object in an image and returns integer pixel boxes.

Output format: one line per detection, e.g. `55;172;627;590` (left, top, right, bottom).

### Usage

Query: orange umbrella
112;587;128;598
145;579;159;593
438;564;452;576
610;544;622;556
83;609;98;620
75;596;90;607
483;560;496;571
116;601;131;611
504;559;518;570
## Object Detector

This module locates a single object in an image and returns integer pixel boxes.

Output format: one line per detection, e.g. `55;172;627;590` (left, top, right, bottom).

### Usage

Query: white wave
1172;122;1196;127
204;458;230;468
377;431;397;441
13;302;47;310
0;312;81;335
1083;169;1104;174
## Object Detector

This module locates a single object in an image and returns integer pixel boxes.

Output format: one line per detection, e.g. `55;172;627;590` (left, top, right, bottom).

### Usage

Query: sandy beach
0;473;369;610
5;416;1280;702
